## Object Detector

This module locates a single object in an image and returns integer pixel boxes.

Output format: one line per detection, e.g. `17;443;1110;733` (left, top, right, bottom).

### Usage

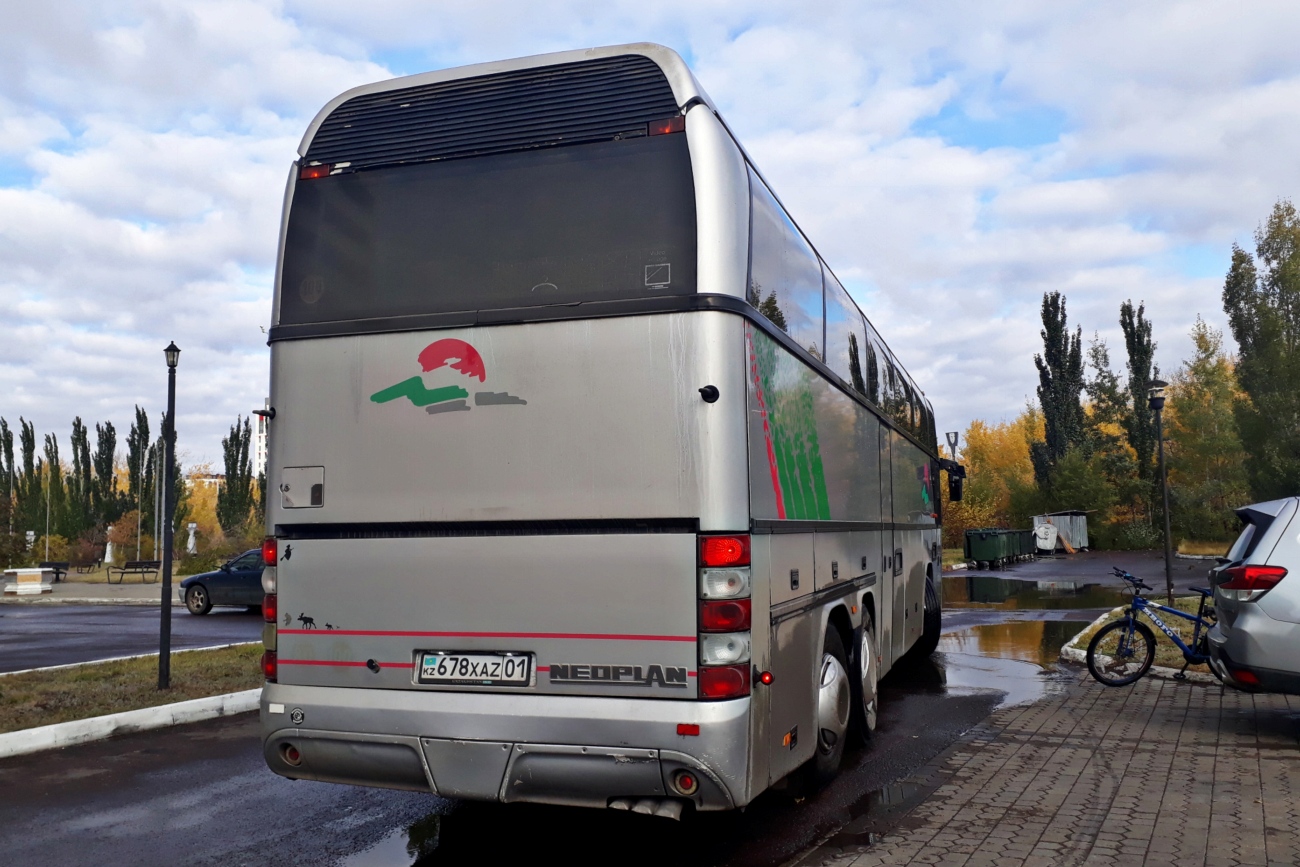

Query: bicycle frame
1129;597;1208;661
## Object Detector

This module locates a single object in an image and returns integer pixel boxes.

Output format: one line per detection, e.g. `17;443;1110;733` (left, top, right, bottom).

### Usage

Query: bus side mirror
948;474;964;502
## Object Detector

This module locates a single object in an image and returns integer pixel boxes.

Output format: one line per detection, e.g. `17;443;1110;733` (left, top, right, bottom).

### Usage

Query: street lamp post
158;341;180;690
1148;379;1174;606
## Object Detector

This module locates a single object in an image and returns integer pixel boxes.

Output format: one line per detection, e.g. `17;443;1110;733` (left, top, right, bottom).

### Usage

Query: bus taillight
262;536;277;566
261;650;278;682
648;115;685;136
263;593;278;624
700;599;751;632
299;163;333;179
700;534;750;567
700;664;750;699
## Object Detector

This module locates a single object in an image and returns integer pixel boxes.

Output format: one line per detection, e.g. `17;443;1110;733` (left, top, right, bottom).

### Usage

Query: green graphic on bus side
750;328;831;520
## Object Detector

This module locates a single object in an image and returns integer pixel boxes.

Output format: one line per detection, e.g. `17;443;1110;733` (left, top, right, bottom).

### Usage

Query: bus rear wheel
912;577;941;657
800;628;851;791
849;618;879;745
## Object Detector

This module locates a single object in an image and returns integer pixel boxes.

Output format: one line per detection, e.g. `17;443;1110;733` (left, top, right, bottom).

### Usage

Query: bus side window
823;267;866;395
747;167;823;358
864;322;882;405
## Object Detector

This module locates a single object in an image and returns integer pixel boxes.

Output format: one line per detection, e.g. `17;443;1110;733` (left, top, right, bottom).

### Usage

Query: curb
0;596;161;606
0;688;261;759
1059;608;1220;684
0;641;259;679
1175;552;1220;561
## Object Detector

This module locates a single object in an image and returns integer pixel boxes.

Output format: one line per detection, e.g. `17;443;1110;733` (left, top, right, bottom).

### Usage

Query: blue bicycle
1085;567;1222;687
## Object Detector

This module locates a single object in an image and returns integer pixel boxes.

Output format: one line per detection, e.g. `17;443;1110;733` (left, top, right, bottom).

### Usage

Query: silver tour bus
259;43;961;818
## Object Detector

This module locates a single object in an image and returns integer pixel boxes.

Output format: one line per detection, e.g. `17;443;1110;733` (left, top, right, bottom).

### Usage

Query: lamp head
164;341;181;369
1147;378;1167;411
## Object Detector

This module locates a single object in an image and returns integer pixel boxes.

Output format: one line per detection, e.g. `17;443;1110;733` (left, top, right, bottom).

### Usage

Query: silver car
1207;497;1300;694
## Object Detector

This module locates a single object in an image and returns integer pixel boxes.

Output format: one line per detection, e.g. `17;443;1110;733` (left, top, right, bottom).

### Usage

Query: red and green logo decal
370;338;526;414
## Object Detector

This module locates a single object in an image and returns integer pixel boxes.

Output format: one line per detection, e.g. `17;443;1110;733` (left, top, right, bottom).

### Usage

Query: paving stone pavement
799;671;1300;867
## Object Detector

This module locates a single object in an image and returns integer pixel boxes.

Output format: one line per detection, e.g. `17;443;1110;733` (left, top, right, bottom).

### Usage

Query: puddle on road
943;574;1128;610
939;619;1080;668
338;814;440;867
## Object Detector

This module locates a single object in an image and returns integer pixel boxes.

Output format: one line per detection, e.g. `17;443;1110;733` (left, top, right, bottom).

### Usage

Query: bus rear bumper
261;683;750;811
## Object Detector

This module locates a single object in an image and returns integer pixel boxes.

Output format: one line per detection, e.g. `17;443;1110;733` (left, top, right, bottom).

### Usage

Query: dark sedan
179;549;265;615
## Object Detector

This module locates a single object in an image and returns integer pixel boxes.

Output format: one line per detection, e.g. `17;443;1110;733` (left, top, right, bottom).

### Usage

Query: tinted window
824;268;867;395
862;321;882;404
230;553;262;571
747;168;824;358
280;134;696;324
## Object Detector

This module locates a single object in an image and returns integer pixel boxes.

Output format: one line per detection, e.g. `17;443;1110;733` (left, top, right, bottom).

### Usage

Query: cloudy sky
3;1;1299;465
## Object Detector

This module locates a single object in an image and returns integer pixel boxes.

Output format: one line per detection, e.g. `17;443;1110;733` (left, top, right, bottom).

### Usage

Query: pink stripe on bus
278;629;696;642
279;659;413;668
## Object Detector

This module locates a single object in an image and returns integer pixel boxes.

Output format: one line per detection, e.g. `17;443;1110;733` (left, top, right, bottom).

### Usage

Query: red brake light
1221;564;1287;592
701;535;750;567
648;115;685;135
261;650;278;682
700;599;752;632
699;663;750;699
262;536;277;566
299;163;332;179
263;593;277;624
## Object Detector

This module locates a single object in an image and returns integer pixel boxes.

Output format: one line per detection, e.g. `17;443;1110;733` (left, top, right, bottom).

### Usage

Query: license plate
418;652;533;686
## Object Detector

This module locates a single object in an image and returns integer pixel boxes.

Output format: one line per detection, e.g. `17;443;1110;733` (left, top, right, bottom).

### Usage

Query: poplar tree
69;418;93;537
1222;199;1300;499
217;416;255;537
92;421;119;525
1120;300;1157;480
1030;292;1085;488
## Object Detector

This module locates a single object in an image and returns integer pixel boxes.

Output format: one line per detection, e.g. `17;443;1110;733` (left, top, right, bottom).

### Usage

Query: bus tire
800;628;851;791
849;617;879;745
912;577;941;657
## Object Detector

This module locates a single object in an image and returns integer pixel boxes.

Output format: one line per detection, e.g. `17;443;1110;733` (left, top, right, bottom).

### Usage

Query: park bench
108;560;161;584
38;561;69;582
72;559;102;574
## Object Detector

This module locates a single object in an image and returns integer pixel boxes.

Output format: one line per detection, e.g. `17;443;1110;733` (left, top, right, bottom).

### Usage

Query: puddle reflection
938;620;1079;668
943;574;1127;610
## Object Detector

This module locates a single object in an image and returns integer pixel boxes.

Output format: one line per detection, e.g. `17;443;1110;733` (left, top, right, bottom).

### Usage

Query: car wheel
185;584;212;616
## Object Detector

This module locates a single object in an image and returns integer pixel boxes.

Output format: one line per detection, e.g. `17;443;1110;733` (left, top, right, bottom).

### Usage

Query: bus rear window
279;134;696;325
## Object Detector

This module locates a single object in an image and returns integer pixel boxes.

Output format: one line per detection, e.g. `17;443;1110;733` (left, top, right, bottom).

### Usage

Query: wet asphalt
0;552;1178;866
0;605;263;672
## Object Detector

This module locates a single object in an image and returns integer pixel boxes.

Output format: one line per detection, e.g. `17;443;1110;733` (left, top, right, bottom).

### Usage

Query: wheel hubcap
817;652;851;752
860;631;878;729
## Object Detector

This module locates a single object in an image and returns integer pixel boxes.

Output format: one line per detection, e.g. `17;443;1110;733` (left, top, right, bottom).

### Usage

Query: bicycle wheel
1086;619;1156;686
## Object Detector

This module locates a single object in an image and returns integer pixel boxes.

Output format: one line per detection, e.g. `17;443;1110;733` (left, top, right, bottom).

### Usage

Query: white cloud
3;0;1300;464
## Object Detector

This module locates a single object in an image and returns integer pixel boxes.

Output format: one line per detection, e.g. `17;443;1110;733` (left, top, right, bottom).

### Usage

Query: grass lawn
942;547;965;567
0;644;262;734
58;563;205;583
1178;540;1231;557
1070;594;1216;674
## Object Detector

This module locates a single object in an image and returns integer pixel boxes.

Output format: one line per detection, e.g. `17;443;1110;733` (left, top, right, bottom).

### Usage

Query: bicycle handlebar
1111;566;1153;593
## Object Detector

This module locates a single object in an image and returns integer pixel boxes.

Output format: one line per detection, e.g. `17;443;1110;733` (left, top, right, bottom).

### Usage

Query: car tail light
261;650;278;682
699;664;750;699
263;593;277;623
1221;564;1287;601
701;599;751;632
262;536;277;566
1232;668;1261;686
700;534;750;567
